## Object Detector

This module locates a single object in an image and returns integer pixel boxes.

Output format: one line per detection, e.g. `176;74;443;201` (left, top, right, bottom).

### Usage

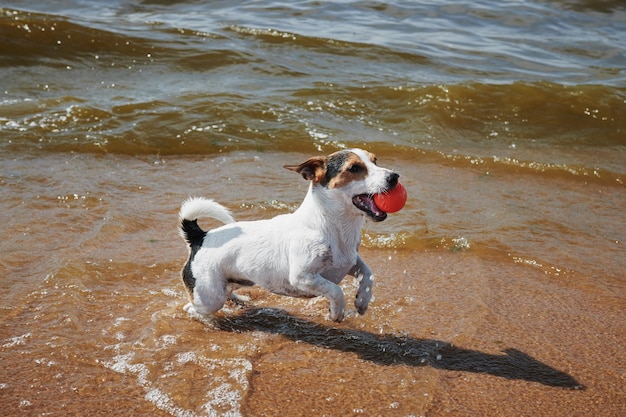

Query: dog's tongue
364;195;385;216
353;194;387;220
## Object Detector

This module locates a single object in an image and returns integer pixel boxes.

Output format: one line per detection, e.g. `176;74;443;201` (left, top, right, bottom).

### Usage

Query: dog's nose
387;172;399;187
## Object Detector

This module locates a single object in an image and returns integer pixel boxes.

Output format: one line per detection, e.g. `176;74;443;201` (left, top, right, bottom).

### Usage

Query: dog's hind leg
185;275;229;317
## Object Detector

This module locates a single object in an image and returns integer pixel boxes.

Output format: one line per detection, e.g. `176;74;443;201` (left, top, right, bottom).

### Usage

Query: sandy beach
2;1;625;414
1;153;624;416
1;246;624;416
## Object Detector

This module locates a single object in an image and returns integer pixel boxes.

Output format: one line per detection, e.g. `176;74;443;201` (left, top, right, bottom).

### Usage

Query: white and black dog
179;148;399;322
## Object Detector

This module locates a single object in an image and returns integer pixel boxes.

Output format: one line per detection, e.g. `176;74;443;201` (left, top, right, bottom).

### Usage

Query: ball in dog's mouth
373;181;407;213
352;194;388;222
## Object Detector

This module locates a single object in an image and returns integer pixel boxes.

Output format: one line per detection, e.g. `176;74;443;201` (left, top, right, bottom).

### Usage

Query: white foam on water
2;332;32;348
177;351;253;416
145;388;197;417
159;334;177;348
102;347;252;417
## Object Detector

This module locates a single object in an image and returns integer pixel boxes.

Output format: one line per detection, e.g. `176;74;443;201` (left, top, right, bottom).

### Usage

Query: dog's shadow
213;307;584;390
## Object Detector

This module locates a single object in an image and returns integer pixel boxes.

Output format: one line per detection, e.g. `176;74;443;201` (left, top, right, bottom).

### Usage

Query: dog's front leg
350;255;374;315
290;271;346;322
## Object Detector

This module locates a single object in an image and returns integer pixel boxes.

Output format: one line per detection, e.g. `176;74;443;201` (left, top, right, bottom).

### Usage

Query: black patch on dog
181;219;206;293
324;151;349;186
181;219;206;247
182;249;199;293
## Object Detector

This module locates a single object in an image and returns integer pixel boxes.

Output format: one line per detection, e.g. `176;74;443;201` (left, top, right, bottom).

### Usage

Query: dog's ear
284;156;327;183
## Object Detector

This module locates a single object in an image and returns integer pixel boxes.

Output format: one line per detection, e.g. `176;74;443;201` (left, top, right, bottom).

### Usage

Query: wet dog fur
179;148;399;322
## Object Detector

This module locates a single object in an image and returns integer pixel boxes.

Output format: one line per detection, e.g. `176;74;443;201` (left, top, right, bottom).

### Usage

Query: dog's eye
348;164;364;173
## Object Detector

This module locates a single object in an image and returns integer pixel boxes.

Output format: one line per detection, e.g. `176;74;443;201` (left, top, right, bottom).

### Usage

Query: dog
179;148;400;322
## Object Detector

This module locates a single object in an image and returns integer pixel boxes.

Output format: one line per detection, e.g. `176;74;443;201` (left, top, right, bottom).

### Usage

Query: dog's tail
179;197;235;247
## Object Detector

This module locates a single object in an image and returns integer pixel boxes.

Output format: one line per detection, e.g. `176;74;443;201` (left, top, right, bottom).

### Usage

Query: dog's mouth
352;194;387;222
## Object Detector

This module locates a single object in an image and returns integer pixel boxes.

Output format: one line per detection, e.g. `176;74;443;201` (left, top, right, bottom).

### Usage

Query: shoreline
0;153;624;416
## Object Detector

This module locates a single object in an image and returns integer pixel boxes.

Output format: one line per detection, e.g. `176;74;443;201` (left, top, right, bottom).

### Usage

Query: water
1;1;625;416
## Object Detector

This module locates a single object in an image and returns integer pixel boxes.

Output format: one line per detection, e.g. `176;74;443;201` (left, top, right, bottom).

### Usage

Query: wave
0;9;159;66
1;7;624;184
1;83;624;184
227;24;432;67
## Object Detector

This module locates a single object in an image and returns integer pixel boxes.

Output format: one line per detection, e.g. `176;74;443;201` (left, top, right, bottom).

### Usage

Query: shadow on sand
214;307;584;390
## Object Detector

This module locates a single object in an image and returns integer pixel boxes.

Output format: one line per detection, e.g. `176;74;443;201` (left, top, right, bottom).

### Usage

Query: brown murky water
1;1;625;415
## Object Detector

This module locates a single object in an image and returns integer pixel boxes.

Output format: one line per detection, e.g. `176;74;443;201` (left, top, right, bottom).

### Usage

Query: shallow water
1;1;625;416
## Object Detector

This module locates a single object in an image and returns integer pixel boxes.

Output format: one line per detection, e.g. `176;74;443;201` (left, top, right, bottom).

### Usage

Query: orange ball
374;181;407;213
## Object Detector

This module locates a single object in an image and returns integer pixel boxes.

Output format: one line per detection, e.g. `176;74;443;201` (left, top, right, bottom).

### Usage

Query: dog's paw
355;286;373;315
183;303;205;318
184;302;212;317
355;297;369;315
355;301;368;315
229;292;251;305
329;298;346;322
329;308;345;322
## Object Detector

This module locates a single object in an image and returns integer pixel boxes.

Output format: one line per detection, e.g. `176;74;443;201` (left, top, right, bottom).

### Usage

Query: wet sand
1;248;624;416
227;249;624;416
2;1;625;414
0;153;624;416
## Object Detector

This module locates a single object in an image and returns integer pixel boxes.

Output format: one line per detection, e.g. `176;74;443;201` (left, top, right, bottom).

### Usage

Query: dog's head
284;148;399;222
